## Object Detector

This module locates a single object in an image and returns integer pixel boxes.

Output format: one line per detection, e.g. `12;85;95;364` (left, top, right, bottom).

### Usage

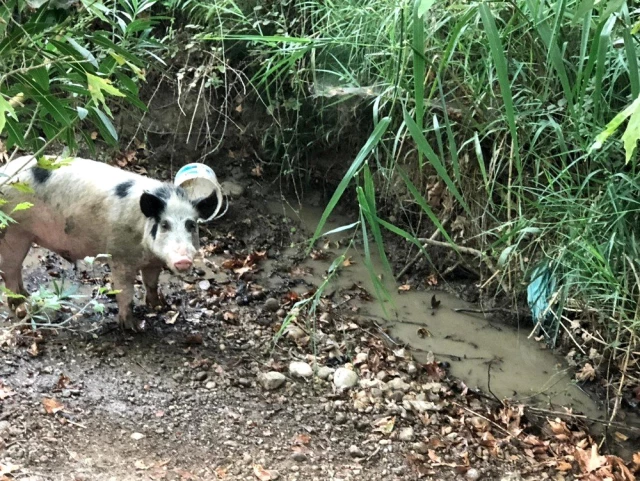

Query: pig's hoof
118;316;145;332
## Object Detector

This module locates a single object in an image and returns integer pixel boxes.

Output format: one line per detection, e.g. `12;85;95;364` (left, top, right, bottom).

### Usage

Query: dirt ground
0;156;638;481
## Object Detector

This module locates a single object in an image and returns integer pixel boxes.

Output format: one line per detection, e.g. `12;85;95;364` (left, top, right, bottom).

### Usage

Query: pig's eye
185;220;196;232
160;220;171;231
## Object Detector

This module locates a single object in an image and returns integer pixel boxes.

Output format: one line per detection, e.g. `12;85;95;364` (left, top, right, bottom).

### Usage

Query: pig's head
139;184;221;273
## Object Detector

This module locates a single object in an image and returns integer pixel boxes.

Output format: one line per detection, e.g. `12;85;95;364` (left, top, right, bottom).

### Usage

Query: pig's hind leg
0;228;34;309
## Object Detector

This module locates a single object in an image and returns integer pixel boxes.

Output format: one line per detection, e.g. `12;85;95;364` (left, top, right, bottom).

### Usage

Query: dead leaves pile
221;250;267;279
406;392;640;480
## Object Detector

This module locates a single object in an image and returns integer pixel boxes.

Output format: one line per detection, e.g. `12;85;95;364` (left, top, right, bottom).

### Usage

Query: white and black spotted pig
0;155;223;331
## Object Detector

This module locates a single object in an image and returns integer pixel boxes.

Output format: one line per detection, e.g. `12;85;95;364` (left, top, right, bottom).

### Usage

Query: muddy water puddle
268;200;606;420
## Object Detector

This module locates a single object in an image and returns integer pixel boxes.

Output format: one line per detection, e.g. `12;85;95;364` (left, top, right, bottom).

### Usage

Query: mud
0;158;638;481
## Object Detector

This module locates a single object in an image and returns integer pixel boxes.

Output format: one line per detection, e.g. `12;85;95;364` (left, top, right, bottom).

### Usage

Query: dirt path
1;160;638;481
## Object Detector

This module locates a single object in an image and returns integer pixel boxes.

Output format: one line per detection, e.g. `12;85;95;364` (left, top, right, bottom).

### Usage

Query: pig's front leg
110;262;141;331
141;264;164;309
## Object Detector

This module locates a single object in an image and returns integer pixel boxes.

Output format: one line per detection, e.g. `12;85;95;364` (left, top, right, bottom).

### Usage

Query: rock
264;298;280;312
259;372;286;390
289;361;313;378
276;309;287;318
194;371;208;382
466;468;481;480
221;180;245;198
376;370;389;381
403;399;442;413
285;325;306;340
407;362;418;375
317;366;335;380
291;452;308;463
333;368;358;389
205;381;216;389
131;432;145;440
238;378;251;387
387;378;410;392
353;352;368;365
335;412;347;424
61;389;71;398
412;441;429;454
0;421;10;438
398;427;414;442
348;445;365;458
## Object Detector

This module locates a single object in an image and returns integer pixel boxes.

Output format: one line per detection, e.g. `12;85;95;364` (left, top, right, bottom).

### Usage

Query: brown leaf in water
548;419;572;441
310;249;328;260
342;257;354;267
398;284;411;291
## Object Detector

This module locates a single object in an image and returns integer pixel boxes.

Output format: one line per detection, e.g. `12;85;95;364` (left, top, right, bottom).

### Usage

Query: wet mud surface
0;159;638;481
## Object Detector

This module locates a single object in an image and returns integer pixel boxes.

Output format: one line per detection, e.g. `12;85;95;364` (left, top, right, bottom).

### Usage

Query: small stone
348;445;365;458
412;442;429;454
259;372;286;390
353;352;368;365
205;381;216;389
466;468;481;480
131;432;145;441
316;366;335;380
221;180;245;198
376;370;389;381
289;361;313;378
370;388;383;399
403;399;442;413
291;452;308;463
407;362;418;375
387;378;410;392
276;309;287;318
335;412;347;424
264;298;280;312
333;368;358;389
398;426;414;442
172;373;184;382
195;371;208;382
238;378;251;387
61;389;71;398
285;325;306;340
0;421;10;438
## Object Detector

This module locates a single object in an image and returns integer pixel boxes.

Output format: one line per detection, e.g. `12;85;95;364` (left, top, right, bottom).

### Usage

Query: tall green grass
168;0;640;410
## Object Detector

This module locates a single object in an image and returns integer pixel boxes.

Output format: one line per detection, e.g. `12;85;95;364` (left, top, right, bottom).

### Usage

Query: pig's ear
140;192;166;219
193;192;219;221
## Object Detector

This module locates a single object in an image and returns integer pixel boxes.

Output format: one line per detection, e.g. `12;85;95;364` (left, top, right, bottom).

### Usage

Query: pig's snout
173;257;193;271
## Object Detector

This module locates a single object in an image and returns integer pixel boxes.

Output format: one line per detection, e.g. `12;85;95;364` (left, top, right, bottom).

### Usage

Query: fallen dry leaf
575;444;607;473
253;464;278;481
56;374;71;390
576;363;596;382
372;416;396;435
398;284;411;292
342;257;354;267
42;397;64;414
0;383;16;400
292;433;311;446
251;164;263;177
215;466;228;478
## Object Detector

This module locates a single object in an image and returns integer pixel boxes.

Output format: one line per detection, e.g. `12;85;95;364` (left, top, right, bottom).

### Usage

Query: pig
0;155;224;331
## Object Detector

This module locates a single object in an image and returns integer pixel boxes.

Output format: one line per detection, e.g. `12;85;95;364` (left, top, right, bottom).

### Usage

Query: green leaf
590;94;640;161
0;95;17;135
11;202;33;213
87;73;126;117
66;36;99;68
90;106;119;142
307;117;391;253
417;0;436;18
10;182;35;194
77;106;89;120
621;98;640;163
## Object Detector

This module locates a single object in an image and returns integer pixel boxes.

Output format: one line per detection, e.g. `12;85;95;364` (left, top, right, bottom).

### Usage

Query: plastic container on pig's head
174;163;227;223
